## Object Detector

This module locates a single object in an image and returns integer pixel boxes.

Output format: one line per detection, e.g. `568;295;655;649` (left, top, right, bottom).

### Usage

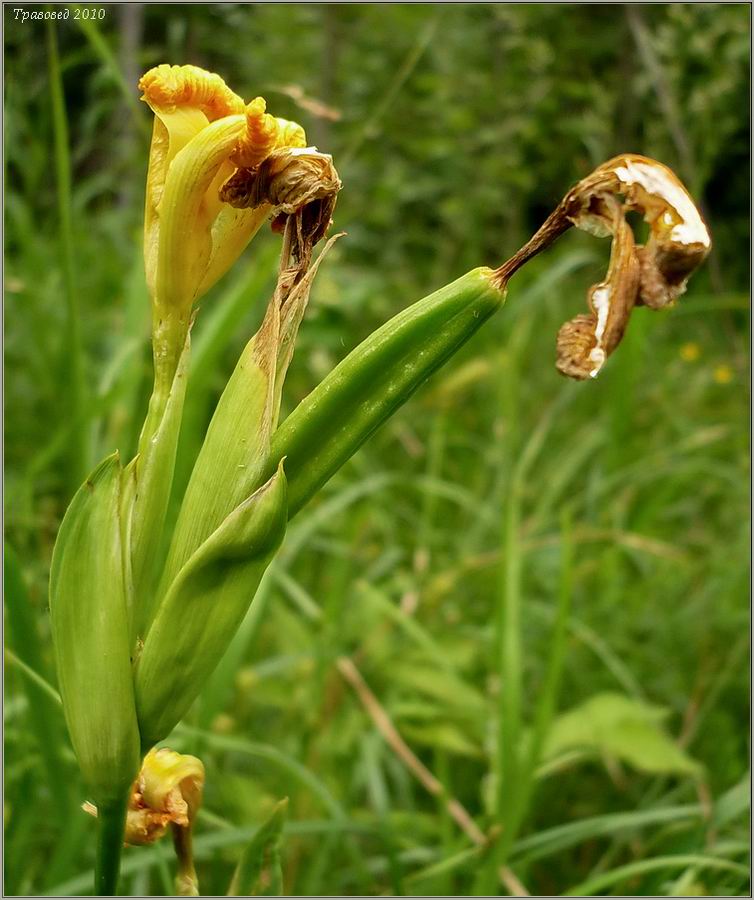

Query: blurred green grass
4;4;750;896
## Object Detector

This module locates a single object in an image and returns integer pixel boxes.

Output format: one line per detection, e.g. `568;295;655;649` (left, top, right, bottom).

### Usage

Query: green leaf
390;662;487;721
543;692;702;778
563;854;749;897
714;774;750;828
135;464;288;748
49;453;141;805
227;798;289;896
400;721;483;758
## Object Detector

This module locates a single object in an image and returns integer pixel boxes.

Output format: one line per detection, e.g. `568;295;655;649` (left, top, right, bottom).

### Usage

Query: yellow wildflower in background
713;364;734;384
680;342;701;362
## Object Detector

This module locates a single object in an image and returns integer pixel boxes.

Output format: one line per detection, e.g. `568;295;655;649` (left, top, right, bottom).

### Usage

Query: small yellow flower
680;342;701;362
713;364;733;384
139;64;307;321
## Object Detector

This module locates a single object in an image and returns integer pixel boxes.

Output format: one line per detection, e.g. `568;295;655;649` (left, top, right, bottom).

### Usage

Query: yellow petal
144;111;214;300
181;101;307;301
143;117;170;301
140;65;245;299
274;116;308;151
232;97;307;168
154;114;247;314
196;205;270;299
139;64;245;121
139;747;205;823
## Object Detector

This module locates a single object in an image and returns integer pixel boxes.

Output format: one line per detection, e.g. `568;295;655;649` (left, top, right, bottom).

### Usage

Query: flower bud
50;454;141;807
265;268;506;516
135;464;288;748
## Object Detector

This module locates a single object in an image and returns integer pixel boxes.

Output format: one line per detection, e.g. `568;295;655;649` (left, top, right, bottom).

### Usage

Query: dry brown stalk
336;657;534;895
335;656;487;847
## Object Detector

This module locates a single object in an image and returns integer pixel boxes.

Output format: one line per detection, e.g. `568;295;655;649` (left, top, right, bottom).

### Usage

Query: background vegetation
4;3;750;896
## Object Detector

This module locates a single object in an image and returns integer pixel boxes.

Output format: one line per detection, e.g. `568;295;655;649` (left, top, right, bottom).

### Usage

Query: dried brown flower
493;154;711;380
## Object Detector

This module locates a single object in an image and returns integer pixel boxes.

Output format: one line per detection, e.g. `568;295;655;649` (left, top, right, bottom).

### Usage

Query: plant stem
94;794;129;896
172;823;199;896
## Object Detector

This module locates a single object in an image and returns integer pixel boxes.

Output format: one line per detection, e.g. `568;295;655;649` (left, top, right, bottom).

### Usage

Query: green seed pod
265;267;506;516
49;453;141;807
135;463;288;748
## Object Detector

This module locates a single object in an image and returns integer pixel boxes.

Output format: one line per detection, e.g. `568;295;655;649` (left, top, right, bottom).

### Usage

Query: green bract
158;232;339;601
50;453;140;808
135;464;288;748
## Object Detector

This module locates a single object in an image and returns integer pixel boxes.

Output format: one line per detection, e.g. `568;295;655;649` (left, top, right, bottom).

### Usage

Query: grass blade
46;19;88;488
564;853;749;896
4;545;70;819
227;798;288;896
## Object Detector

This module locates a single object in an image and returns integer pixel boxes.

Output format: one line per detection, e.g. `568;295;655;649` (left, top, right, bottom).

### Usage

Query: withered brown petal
220;149;341;214
555;199;640;380
556;314;600;381
635;241;709;310
493;154;709;381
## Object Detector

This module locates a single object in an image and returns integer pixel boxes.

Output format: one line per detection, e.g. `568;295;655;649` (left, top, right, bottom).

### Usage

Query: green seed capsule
135;464;288;748
266;267;506;515
49;453;141;807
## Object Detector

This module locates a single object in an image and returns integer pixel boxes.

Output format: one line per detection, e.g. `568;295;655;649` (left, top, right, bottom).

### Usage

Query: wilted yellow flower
568;154;711;311
139;64;307;328
136;747;204;830
136;747;205;896
557;194;639;379
83;747;205;846
83;747;205;894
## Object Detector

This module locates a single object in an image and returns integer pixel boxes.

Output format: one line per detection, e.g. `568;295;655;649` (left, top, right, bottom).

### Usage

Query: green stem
94;795;129;896
496;466;523;868
139;307;189;456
